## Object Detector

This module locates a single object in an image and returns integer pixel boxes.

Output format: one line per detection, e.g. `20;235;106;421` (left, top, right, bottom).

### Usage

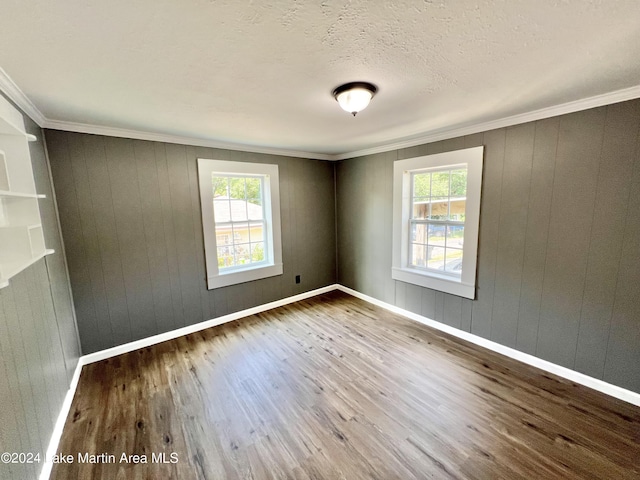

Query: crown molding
0;66;46;127
2;65;639;162
44;119;335;160
334;84;640;160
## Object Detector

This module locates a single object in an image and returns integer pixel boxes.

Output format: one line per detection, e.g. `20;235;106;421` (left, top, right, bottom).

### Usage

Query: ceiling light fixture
333;82;378;116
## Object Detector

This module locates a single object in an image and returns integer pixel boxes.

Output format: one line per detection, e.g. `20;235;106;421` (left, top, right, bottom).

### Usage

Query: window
392;146;484;299
198;159;283;289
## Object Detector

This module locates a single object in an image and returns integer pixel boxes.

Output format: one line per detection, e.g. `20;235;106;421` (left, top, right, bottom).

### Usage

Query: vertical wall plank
83;134;131;348
443;294;462;329
405;283;423;315
67;133;113;350
516;117;559;354
155;143;185;330
421;288;436;320
603;118;640;392
164;143;203;328
573;102;640;378
104;137;157;341
0;293;32;480
490;123;535;347
133;140;176;334
47;132;100;351
536;108;606;368
471;129;506;339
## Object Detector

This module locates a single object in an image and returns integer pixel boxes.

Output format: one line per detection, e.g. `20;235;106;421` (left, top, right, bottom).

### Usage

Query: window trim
392;146;484;299
198;159;283;289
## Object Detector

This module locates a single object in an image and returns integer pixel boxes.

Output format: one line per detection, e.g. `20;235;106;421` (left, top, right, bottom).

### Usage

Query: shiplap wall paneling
536;108;606;368
470;129;506;339
490;123;535;348
335;151;396;306
154;142;187;330
574;101;640;378
0;97;80;480
336;98;640;394
46;131;337;354
515;117;559;355
0;283;40;480
31;127;80;381
603;106;640;389
133;140;176;336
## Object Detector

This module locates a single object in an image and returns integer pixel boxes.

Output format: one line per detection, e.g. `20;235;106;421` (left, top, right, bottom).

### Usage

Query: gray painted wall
45;131;337;354
0;97;80;480
336;99;640;394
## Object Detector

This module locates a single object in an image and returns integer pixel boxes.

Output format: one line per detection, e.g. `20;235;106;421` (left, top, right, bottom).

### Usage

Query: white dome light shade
333;82;378;116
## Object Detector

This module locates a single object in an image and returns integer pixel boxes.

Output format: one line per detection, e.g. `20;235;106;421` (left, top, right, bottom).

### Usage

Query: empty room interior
1;1;640;479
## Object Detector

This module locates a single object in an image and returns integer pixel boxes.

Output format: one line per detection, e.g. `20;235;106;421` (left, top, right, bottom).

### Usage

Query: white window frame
392;146;484;299
198;159;283;289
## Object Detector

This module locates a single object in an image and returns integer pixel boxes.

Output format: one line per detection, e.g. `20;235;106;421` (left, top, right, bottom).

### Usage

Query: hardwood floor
52;291;640;479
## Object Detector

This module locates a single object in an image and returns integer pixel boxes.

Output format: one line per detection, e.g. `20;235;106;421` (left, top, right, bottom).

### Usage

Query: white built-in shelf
0;95;54;289
0;190;46;199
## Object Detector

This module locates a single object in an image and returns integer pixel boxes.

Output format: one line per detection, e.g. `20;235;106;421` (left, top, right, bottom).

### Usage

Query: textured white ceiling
1;0;639;156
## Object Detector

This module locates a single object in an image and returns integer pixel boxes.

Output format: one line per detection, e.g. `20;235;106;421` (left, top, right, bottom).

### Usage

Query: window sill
391;267;475;299
207;263;283;289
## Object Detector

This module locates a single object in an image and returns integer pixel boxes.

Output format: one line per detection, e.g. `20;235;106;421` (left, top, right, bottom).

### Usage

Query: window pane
428;224;446;246
212;175;228;197
427;246;445;270
228;177;247;199
232;223;250;243
234;244;251;266
246;199;264;221
411;244;426;267
411;223;426;243
217;246;233;268
213;199;231;223
249;222;264;243
413;173;431;197
245;177;262;205
446;225;464;249
444;248;463;274
216;233;231;246
412;201;428;219
431;171;450;197
230;198;249;222
428;197;448;220
451;168;467;196
449;199;466;221
251;242;265;262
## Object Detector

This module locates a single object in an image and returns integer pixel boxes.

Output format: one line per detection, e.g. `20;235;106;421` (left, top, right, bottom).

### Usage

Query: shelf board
0;189;43;199
0;223;42;230
0;248;55;289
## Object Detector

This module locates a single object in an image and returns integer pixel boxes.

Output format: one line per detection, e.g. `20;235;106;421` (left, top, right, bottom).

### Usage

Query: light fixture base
332;82;378;116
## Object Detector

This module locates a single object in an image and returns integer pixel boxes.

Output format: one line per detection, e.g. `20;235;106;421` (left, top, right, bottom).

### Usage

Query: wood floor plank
52;291;640;479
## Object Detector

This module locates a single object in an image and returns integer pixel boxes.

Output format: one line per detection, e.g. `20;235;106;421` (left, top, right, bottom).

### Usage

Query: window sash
215;219;268;272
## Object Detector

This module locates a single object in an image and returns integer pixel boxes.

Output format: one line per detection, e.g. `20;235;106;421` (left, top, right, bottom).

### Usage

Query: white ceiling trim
334;84;640;160
44;119;335;161
0;66;46;127
2;67;640;162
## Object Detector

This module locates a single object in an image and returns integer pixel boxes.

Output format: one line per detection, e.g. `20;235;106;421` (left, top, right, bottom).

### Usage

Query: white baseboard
41;282;640;479
39;360;83;480
336;285;640;407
